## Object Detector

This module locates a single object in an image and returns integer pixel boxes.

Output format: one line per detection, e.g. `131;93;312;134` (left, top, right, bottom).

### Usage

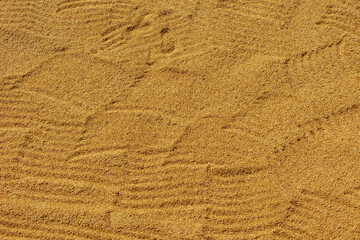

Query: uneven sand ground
1;0;360;239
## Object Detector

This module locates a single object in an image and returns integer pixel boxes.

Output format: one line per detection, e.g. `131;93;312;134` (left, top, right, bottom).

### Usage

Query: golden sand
1;0;360;239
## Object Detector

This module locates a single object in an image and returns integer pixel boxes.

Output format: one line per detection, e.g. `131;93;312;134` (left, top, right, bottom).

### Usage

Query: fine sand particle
1;0;360;239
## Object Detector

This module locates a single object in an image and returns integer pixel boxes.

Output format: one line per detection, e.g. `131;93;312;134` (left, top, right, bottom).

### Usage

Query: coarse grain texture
1;0;360;239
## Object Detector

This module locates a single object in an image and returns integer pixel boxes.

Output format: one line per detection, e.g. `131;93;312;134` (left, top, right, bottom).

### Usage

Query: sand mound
1;0;360;239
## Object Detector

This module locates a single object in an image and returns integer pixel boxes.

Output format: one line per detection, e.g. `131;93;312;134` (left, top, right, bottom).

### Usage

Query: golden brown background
1;0;360;239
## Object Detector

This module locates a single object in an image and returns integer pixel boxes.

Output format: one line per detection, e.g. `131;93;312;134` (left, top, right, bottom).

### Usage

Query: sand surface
1;0;360;239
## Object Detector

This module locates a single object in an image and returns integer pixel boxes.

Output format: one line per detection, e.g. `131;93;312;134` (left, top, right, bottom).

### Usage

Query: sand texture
1;0;360;239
